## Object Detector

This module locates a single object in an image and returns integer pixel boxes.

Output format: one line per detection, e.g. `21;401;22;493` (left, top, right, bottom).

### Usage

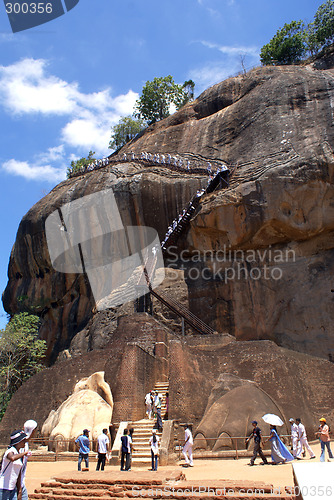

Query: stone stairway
29;472;296;500
129;382;169;467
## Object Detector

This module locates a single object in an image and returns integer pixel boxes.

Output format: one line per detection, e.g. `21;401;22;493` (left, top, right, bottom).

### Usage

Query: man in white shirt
96;429;110;471
296;418;316;459
145;392;152;419
182;424;194;467
289;418;299;458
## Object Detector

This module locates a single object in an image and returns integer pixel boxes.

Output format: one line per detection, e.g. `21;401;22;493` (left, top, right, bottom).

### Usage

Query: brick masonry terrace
29;469;295;500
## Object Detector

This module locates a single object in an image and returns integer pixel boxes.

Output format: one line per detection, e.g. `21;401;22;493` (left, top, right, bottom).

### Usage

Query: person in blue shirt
75;429;90;471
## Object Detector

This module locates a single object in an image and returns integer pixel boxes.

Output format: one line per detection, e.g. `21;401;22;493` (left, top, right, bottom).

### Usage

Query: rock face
168;334;334;439
122;65;334;360
2;166;204;362
2;64;334;361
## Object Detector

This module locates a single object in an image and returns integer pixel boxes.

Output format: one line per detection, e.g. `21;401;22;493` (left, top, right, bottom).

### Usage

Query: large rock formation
3;63;334;361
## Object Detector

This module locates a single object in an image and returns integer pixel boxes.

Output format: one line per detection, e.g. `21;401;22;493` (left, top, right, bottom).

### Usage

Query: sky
0;0;325;329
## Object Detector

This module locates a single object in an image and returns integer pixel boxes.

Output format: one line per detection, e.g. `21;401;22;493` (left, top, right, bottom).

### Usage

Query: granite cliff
3;63;334;363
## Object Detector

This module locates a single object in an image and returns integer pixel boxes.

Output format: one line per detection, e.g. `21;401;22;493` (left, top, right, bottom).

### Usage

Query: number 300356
5;3;53;14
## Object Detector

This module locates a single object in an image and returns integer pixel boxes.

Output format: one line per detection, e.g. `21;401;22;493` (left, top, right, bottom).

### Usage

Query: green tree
109;116;146;150
313;0;334;47
260;21;307;66
67;150;96;178
0;313;46;420
135;76;195;124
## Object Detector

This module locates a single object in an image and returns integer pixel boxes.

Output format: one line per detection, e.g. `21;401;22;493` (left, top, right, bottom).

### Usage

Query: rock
2;167;205;362
194;374;286;450
169;334;334;439
3;64;334;360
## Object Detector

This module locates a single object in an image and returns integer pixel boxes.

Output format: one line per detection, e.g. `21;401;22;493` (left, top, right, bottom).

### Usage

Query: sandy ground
25;442;326;495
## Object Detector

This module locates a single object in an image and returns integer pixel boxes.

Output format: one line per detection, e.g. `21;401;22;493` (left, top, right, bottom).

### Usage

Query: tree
67;150;96;178
109;116;146;150
313;0;334;47
260;21;307;66
0;313;46;419
135;76;195;124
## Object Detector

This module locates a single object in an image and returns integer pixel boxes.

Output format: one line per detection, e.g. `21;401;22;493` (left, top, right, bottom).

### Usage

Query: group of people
69;148;228;182
75;428;110;472
144;391;168;431
247;416;332;466
0;420;37;500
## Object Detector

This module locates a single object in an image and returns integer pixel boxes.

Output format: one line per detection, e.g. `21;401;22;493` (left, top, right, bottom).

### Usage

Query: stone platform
29;469;295;500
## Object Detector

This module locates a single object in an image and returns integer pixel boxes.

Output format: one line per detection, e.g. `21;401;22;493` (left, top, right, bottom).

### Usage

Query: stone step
31;478;294;500
30;489;294;500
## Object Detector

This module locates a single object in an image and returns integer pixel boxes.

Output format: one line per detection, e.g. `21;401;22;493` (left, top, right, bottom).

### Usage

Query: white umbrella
262;413;284;426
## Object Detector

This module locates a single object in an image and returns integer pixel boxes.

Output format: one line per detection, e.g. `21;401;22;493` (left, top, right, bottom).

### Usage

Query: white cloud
200;40;259;57
0;59;78;114
2;159;66;182
0;58;140;181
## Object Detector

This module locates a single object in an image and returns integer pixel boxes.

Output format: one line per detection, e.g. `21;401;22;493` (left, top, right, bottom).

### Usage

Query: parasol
262;413;284;426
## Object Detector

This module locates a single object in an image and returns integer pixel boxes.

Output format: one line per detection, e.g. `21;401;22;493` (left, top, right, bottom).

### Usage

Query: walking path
26;442;326;497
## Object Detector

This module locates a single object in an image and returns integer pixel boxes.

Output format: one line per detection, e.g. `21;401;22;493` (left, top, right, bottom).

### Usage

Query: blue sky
0;0;325;328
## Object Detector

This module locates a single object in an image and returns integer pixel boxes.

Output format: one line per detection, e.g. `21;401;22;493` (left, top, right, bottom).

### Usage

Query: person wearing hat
0;430;29;500
246;421;268;466
19;420;37;500
316;418;333;462
289;418;299;458
75;429;90;471
149;429;160;471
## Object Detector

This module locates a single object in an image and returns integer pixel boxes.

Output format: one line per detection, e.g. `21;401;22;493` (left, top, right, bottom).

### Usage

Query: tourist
246;420;268;466
96;429;110;471
20;420;37;500
182;424;193;467
316;418;333;462
263;425;294;465
155;393;163;432
0;430;29;500
149;430;160;471
296;418;316;459
128;428;134;471
164;392;169;420
145;391;152;419
289;418;299;458
120;429;130;471
75;429;90;471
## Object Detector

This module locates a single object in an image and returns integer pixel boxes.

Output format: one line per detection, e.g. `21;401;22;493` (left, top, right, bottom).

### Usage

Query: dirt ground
25;442;326;494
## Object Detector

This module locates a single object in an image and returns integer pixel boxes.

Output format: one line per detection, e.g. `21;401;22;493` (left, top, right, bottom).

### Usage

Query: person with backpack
149;430;159;471
0;430;30;500
316;418;333;462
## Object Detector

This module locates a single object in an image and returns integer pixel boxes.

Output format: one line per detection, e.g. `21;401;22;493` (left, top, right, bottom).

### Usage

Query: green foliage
313;0;334;47
0;313;46;420
67;150;96;178
135;76;195;124
109;116;146;150
260;21;307;66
